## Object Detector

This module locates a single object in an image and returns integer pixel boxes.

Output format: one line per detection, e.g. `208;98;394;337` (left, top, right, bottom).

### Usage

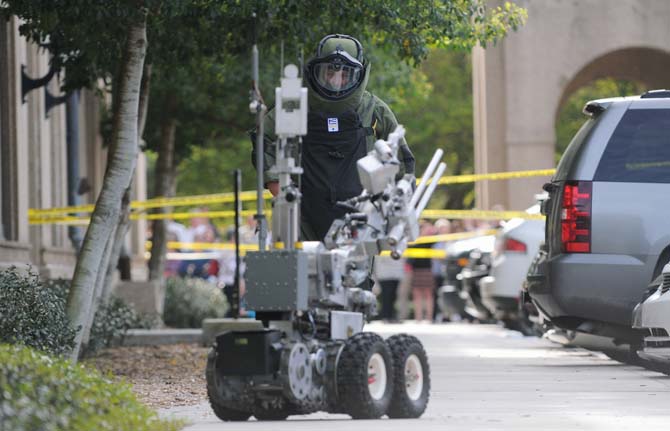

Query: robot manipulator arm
325;127;447;259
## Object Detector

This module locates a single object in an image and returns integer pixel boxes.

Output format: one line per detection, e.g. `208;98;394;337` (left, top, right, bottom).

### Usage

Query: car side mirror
540;199;550;216
542;182;556;193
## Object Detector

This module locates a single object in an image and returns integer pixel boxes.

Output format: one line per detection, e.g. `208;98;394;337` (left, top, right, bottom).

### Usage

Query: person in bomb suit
252;34;415;241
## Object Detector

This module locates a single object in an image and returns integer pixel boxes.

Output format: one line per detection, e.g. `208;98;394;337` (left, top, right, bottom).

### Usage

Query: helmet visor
312;59;363;94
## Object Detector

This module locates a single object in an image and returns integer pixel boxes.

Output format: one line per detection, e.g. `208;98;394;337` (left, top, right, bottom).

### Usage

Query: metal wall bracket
21;64;56;103
44;87;68;119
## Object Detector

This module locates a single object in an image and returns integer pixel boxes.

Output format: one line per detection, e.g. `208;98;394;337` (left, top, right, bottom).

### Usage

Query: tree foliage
394;48;475;209
555;78;647;163
159;0;526;202
168;43;433;198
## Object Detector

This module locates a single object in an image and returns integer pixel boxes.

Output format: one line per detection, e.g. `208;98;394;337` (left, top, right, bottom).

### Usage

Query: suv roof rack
640;89;670;99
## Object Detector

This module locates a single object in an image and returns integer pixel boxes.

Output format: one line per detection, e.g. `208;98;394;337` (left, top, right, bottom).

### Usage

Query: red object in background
503;237;527;253
208;259;220;277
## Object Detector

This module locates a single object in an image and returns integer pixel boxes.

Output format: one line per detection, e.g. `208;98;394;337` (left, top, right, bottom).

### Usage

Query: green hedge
0;268;155;357
0;344;182;431
163;277;227;328
0;268;76;355
88;296;156;354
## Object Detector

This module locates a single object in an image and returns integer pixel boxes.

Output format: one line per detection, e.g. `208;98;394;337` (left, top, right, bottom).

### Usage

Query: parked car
480;203;545;332
458;241;495;320
527;90;670;347
632;263;670;372
439;234;495;321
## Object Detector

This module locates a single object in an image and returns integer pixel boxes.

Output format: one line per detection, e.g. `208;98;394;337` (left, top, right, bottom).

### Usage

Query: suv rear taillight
504;238;527;253
561;181;592;253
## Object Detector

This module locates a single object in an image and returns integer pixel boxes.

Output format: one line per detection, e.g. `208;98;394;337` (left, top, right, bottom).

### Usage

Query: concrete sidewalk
161;322;670;431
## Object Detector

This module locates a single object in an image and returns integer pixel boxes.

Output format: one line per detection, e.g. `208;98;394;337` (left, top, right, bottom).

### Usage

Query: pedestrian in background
373;255;405;322
409;221;437;322
431;218;451;322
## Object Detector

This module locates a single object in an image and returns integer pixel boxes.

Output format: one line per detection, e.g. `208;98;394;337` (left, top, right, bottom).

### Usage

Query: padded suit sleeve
374;97;416;177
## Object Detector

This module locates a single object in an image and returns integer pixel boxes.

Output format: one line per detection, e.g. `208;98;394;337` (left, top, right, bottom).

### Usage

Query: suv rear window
554;117;597;181
594;109;670;183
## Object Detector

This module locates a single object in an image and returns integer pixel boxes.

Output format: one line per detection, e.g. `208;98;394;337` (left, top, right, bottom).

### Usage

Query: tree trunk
98;63;153;306
66;14;147;362
148;104;177;282
79;225;117;349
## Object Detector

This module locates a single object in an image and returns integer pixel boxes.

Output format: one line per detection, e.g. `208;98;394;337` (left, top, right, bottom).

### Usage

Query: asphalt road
162;322;670;431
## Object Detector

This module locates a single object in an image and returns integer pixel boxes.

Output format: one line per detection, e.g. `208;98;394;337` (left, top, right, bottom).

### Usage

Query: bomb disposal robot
206;63;446;421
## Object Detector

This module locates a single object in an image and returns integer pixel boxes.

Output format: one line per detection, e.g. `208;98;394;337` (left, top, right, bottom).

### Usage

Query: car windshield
594;108;670;183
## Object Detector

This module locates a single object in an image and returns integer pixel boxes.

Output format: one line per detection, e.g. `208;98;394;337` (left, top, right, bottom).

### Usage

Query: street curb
119;328;203;346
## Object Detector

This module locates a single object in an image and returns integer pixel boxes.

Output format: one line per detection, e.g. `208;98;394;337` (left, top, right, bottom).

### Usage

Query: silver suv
528;90;670;344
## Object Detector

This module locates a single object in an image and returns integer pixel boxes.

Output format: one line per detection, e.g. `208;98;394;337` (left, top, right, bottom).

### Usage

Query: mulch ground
85;343;210;409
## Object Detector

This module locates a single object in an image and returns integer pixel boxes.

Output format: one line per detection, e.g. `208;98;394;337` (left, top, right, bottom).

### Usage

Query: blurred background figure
396;262;412;321
178;207;216;278
409;221;437;322
239;215;257;245
164;220;188;277
373;255;405;322
431;218;451;322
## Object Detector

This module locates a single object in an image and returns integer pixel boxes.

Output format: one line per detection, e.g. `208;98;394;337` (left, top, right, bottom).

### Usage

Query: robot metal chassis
205;63;445;421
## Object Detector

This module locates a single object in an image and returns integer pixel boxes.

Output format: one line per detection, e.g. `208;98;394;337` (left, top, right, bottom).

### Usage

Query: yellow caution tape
625;160;670;171
28;191;272;217
157;237;485;259
165;241;259;251
28;168;555;218
421;209;545;221
150;241;304;253
28;204;96;218
131;190;272;210
410;229;498;245
29;209;268;225
28;216;91;225
29;208;544;226
137;209;261;221
436;168;555;185
158;243;448;259
379;248;446;259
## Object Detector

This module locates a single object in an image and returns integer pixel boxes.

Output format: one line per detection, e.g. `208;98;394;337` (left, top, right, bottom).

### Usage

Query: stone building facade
473;0;670;210
0;17;147;280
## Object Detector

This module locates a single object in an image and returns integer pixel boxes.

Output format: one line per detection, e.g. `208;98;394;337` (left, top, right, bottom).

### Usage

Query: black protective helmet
305;34;367;101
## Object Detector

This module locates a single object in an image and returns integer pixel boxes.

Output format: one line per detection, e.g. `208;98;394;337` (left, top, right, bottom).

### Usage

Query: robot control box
245;250;309;312
215;330;282;376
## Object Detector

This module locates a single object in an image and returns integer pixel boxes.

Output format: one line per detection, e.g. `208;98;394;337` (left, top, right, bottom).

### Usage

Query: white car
632;263;670;371
480;204;544;331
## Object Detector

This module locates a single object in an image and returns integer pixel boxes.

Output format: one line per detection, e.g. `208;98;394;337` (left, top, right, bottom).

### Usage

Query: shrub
0;344;182;431
42;278;156;355
87;296;156;355
0;267;76;355
0;269;155;357
163;277;227;328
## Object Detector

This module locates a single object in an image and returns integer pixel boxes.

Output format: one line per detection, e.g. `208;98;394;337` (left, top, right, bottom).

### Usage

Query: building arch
473;0;670;210
555;47;670;123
